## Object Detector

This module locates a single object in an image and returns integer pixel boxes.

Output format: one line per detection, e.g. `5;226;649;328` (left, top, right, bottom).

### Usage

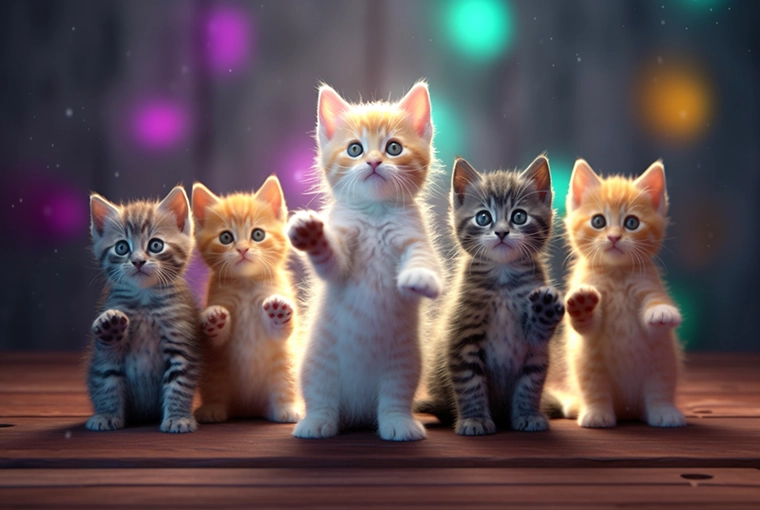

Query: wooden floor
1;353;759;509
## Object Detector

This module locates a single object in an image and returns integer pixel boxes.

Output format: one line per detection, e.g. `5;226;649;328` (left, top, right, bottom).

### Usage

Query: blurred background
0;0;757;351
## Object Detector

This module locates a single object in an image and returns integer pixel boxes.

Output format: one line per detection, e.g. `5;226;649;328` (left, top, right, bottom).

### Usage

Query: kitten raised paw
262;295;294;328
85;414;124;431
378;415;427;441
455;417;496;436
512;413;550;432
293;413;339;439
647;405;686;427
92;310;128;345
566;287;600;326
287;211;326;253
160;416;198;433
194;403;228;423
200;305;229;344
397;267;441;299
578;409;616;428
644;304;682;328
528;287;565;333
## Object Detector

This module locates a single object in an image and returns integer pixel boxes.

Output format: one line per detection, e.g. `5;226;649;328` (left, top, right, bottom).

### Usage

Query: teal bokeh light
676;0;727;10
548;156;572;217
442;0;515;62
432;94;466;174
669;282;701;349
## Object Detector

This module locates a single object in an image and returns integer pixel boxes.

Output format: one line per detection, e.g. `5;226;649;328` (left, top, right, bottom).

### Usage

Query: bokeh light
202;5;253;76
669;281;701;348
676;0;727;11
548;156;572;217
131;99;190;151
431;94;467;175
636;60;713;142
277;138;316;209
441;0;515;62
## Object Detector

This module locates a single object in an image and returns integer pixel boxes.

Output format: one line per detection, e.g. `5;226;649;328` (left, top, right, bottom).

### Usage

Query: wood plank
1;416;758;469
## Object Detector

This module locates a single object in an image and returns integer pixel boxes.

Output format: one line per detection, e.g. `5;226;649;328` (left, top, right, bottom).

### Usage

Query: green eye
148;238;164;253
511;209;528;225
624;215;640;230
591;215;606;229
114;240;130;256
347;142;363;157
386;141;402;156
475;210;492;226
251;228;265;242
219;231;234;245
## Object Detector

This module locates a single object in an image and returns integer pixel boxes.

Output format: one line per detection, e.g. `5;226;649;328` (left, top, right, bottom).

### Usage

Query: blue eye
511;209;528;225
114;240;130;256
591;215;606;229
624;215;640;230
148;238;164;253
251;228;265;242
475;211;492;226
347;142;363;157
219;231;234;245
386;141;402;156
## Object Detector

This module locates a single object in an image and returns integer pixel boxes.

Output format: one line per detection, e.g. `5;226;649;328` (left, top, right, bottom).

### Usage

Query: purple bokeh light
278;141;316;208
131;100;189;151
203;6;253;76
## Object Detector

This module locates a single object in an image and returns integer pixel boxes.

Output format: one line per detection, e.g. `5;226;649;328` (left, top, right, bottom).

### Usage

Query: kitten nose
368;160;381;171
132;259;146;268
607;235;621;244
495;231;509;240
237;247;249;255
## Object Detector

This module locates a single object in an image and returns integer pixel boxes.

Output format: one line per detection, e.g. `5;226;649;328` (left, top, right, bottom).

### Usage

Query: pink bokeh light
131;100;189;151
278;142;316;208
203;6;253;76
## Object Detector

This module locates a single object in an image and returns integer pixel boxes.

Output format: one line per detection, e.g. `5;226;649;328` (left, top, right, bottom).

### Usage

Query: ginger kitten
192;177;301;424
417;156;565;435
87;187;200;433
287;82;442;441
547;159;686;428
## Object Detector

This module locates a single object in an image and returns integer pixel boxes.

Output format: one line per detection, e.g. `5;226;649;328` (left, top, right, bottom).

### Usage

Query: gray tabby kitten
417;155;565;435
86;186;200;433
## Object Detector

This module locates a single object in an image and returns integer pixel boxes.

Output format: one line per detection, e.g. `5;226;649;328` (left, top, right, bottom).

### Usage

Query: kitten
287;82;442;441
416;156;565;435
546;159;685;428
86;186;200;433
191;177;301;424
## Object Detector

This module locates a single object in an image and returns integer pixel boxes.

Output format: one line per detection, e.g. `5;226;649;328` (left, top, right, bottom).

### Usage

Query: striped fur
545;160;685;428
86;187;200;433
288;82;442;441
191;177;303;424
417;156;564;435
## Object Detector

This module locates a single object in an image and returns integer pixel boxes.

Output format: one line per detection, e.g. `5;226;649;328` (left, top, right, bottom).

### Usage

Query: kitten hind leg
643;342;686;428
293;329;339;439
511;350;550;432
159;332;199;434
194;402;229;424
377;360;426;441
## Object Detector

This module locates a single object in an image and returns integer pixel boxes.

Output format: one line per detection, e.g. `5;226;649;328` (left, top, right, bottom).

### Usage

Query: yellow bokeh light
636;60;713;142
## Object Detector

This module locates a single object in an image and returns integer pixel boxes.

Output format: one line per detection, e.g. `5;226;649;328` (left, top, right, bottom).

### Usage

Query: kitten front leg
200;305;231;348
377;335;426;441
86;310;129;431
642;294;682;330
160;329;199;433
573;346;616;428
262;295;295;340
288;211;350;282
397;240;441;299
523;286;565;343
449;333;495;436
293;326;340;439
566;286;602;335
511;349;550;432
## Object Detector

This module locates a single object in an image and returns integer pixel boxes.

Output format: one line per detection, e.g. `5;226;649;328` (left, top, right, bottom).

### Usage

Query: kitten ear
399;81;433;143
90;193;119;238
256;175;287;221
452;157;481;207
634;160;668;213
191;182;220;228
568;159;602;212
158;186;192;235
317;84;351;144
521;154;552;203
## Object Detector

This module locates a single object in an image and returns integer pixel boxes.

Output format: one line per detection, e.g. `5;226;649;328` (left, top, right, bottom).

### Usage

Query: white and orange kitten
287;82;442;441
192;177;301;424
547;159;686;428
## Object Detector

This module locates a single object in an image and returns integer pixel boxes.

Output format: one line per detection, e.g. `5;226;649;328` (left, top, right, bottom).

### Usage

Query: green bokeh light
432;94;466;175
676;0;727;10
442;0;515;62
548;156;572;217
669;282;701;349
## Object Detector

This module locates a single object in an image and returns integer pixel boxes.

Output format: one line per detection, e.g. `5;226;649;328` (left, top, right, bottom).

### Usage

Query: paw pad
528;287;565;325
93;310;128;344
288;212;325;253
263;295;293;327
201;306;229;338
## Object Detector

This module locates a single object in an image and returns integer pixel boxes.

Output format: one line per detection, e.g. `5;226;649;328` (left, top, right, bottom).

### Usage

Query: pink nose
607;235;621;244
368;160;381;171
237;248;249;255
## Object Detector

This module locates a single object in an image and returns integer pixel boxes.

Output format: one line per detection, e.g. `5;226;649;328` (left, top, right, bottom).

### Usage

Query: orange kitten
192;177;301;423
547;159;686;428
